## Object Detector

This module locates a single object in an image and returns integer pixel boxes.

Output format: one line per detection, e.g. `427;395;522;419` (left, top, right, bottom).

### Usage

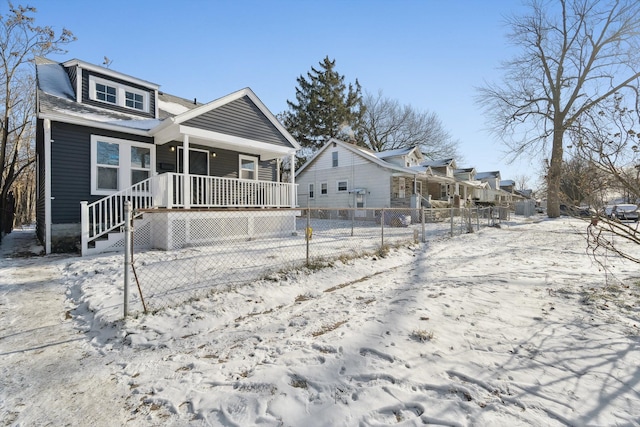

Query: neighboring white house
475;171;514;205
295;139;444;220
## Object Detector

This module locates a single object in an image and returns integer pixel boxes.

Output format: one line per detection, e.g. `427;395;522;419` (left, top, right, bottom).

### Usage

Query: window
89;75;149;112
398;177;406;198
332;151;338;167
95;83;116;104
91;136;154;195
320;182;328;195
125;91;144;110
96;141;119;190
337;180;348;192
239;155;258;180
130;146;151;185
309;183;315;199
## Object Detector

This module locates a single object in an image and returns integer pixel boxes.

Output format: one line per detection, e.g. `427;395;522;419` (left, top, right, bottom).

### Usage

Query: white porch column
44;119;52;254
183;134;190;209
289;154;296;208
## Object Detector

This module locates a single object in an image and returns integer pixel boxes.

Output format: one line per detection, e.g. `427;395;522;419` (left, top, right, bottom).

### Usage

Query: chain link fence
125;205;510;315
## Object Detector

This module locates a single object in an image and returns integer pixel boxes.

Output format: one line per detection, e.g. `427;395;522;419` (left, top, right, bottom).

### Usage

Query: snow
1;218;639;426
36;62;76;101
158;99;192;116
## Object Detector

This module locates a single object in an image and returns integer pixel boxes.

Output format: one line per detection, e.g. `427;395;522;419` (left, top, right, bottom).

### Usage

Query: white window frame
90;135;155;196
398;177;406;198
239;154;259;181
320;181;328;196
337;179;348;193
89;75;150;113
309;183;315;199
332;151;338;167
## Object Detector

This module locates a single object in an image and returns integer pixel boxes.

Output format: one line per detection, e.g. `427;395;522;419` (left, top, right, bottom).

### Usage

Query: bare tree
572;92;640;264
477;0;640;218
361;90;461;160
0;3;74;238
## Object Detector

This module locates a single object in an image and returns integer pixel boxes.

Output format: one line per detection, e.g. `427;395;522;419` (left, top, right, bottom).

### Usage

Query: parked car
559;204;592;217
607;204;639;222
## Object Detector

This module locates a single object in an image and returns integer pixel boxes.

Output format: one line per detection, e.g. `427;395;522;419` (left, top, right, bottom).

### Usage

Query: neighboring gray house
36;57;300;255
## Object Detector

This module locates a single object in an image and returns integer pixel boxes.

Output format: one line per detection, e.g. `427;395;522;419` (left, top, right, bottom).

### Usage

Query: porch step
86;216;150;256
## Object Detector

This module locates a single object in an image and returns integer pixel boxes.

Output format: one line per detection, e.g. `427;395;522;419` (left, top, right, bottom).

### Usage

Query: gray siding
157;143;277;181
81;69;156;119
65;65;78;99
183;96;292;148
50;122;153;224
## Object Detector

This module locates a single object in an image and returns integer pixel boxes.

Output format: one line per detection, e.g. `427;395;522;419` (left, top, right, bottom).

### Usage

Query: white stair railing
81;174;166;255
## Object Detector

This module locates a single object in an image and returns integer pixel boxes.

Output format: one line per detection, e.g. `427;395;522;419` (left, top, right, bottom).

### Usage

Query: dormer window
89;75;149;113
96;82;116;104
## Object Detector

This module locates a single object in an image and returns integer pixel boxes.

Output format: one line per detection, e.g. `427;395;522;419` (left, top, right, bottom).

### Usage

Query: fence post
306;207;310;267
124;201;132;319
80;201;88;256
476;206;480;231
421;208;426;243
381;208;385;247
450;205;454;237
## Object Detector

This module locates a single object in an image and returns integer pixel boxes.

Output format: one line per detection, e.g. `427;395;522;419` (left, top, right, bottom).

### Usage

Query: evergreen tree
282;57;365;167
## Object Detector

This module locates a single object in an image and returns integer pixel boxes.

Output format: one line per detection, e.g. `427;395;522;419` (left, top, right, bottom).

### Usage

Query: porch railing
165;173;297;208
81;173;298;255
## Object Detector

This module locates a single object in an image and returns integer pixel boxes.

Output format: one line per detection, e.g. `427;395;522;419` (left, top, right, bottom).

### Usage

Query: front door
177;147;209;175
355;193;366;218
178;148;210;205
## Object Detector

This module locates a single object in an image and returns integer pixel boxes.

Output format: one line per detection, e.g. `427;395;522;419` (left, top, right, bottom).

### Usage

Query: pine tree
283;57;365;167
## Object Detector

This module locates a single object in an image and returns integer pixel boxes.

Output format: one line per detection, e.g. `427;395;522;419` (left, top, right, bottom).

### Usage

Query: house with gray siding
36;57;300;255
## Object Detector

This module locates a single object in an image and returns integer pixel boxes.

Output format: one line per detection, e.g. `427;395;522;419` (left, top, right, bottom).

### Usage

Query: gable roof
475;171;501;180
36;57;300;155
375;146;423;160
295;138;421;177
152;88;300;155
423;158;455;168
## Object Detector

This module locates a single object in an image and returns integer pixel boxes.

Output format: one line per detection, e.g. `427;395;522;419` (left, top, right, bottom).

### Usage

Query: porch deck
81;173;298;255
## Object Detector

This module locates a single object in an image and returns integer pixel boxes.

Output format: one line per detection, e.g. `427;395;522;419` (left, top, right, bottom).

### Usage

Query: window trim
337;179;348;193
308;183;315;199
239;154;259;181
89;75;150;113
90;135;155;196
320;181;328;196
332;151;338;167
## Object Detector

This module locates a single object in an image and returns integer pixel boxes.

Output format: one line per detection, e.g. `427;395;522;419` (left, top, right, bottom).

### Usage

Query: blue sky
19;0;538;186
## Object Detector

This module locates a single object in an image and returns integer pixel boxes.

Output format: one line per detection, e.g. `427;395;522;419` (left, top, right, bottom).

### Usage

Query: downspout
44;119;52;254
183;134;190;209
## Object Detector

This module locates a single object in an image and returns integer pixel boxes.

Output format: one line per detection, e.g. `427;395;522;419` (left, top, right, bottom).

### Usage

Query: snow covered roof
423;158;455;168
375;146;419;159
475;171;501;180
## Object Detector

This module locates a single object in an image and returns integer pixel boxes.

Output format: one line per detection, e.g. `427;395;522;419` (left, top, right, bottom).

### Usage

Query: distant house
35;57;300;255
475;171;513;205
295;139;437;220
295;138;496;221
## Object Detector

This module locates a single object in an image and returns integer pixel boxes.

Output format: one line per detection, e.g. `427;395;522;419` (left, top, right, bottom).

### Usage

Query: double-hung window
332;151;338;167
337;180;348;192
91;135;154;195
309;183;315;199
320;182;328;195
239;155;258;180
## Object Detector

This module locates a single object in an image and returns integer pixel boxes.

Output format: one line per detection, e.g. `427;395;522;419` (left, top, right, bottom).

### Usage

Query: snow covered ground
1;217;639;426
